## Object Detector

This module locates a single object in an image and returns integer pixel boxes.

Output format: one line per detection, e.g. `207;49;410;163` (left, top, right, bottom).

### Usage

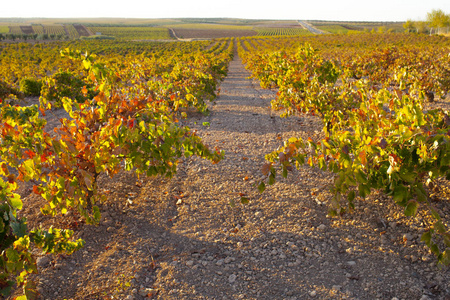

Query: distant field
2;24;91;38
309;21;405;33
0;18;410;41
167;23;254;30
313;25;352;34
88;27;171;40
255;27;311;36
171;28;257;39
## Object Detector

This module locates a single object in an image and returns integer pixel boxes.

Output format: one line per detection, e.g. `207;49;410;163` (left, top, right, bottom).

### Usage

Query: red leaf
33;185;41;195
24;150;36;159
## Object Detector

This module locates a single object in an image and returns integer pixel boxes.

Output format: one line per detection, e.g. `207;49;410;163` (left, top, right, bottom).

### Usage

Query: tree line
404;9;450;34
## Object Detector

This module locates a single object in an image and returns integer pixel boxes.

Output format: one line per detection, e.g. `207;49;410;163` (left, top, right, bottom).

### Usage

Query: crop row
239;33;450;266
255;27;311;36
4;24;89;39
0;38;234;298
87;26;171;40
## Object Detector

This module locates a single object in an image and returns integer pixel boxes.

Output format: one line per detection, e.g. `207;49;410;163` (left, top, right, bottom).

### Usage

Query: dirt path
22;56;449;300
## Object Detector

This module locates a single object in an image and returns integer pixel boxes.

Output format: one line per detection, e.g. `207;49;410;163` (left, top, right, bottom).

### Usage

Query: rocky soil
10;55;450;300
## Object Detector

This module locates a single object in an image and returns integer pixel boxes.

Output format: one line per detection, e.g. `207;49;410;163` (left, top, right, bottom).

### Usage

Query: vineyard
239;31;450;262
86;27;171;40
255;27;311;36
2;24;92;40
0;32;450;299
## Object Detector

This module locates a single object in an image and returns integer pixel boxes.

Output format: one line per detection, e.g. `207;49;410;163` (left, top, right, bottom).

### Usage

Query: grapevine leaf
434;221;446;234
11;220;27;238
268;174;275;185
358;184;370;198
261;163;271;176
393;185;408;205
347;190;356;203
421;231;432;246
240;197;249;204
258;181;266;193
9;193;23;210
404;200;419;217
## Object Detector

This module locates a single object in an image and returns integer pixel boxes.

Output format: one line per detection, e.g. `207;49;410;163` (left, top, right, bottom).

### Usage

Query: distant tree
414;21;429;34
426;9;450;34
403;19;415;33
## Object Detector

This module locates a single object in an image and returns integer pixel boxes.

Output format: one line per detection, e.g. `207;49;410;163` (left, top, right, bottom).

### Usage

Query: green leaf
347;190;356;203
11;219;27;238
9;193;23;210
240;197;249;204
24;280;38;300
434;221;446;234
404;200;419;216
358;184;370;198
413;184;427;202
430;205;441;220
258;181;266;193
430;244;440;256
268;174;275;185
282;167;288;178
93;206;101;223
399;171;416;183
392;185;408;205
5;248;20;263
355;169;368;184
421;231;432;246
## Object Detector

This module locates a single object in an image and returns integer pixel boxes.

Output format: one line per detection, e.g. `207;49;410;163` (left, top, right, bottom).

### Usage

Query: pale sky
1;0;449;22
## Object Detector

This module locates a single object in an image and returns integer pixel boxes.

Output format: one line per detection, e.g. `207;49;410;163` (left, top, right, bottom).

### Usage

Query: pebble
224;256;234;264
237;241;243;247
228;274;237;283
186;260;194;266
403;233;413;241
36;256;51;268
347;261;356;266
139;288;155;297
332;285;341;291
318;224;326;230
309;290;317;297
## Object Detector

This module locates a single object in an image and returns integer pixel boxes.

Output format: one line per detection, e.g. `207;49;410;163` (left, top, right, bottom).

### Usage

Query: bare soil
9;55;450;300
